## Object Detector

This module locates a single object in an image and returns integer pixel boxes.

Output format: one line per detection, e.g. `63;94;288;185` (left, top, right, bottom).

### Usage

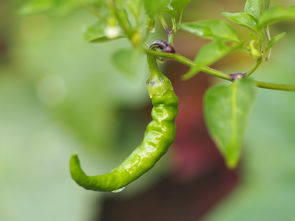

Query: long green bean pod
69;51;178;192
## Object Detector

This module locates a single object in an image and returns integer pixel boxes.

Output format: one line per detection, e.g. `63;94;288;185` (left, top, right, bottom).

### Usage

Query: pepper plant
21;0;295;191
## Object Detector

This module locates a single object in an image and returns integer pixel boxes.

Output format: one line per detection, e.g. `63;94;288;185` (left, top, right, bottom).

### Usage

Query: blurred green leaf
18;10;147;148
112;48;144;78
143;0;191;19
259;6;295;28
84;21;123;43
19;0;80;15
180;20;239;42
204;78;256;168
222;12;258;32
19;0;55;15
265;32;286;51
0;75;98;221
143;0;170;16
244;0;270;19
183;39;238;80
126;0;143;20
170;0;191;13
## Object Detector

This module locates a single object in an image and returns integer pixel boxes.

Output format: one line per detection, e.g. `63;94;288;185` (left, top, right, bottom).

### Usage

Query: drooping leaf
244;0;270;19
265;32;286;51
84;21;123;43
222;12;258;32
259;6;295;28
182;40;238;80
204;78;256;168
143;0;170;16
180;20;239;42
112;49;144;78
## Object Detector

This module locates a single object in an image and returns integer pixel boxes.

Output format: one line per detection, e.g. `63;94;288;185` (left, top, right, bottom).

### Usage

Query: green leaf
265;32;286;51
222;12;258;32
19;0;80;15
126;0;143;19
204;78;256;168
182;40;238;80
143;0;190;18
170;0;191;12
143;0;170;16
112;49;144;78
84;21;123;43
244;0;270;19
259;6;295;28
19;0;55;15
180;20;239;42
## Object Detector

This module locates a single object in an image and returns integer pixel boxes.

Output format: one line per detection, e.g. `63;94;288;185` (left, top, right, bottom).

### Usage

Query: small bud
249;40;261;59
229;73;246;80
150;40;175;54
105;26;121;39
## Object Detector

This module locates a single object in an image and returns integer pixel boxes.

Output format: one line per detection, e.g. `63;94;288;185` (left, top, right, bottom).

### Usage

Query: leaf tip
225;157;239;169
182;68;201;80
181;74;191;81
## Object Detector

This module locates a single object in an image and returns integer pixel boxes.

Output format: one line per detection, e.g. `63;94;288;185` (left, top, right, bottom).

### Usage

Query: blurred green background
1;0;295;220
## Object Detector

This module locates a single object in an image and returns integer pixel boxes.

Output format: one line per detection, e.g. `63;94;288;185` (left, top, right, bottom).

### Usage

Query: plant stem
201;66;231;80
147;53;161;78
159;15;169;33
145;48;193;65
255;81;295;91
145;49;295;92
112;0;135;43
247;58;262;77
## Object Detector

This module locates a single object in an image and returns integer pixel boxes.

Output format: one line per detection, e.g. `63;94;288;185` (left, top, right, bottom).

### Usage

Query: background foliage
0;0;295;220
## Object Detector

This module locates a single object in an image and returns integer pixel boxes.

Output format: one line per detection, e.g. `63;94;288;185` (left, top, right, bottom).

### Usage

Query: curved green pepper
69;50;178;192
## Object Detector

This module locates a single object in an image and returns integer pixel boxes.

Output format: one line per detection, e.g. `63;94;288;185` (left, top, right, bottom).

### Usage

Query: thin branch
255;81;295;91
145;49;295;92
247;58;262;77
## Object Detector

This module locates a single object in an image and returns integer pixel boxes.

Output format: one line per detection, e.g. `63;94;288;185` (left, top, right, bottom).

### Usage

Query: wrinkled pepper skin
69;55;178;192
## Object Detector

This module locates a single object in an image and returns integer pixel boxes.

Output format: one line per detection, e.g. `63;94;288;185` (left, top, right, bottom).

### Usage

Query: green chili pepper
69;50;178;192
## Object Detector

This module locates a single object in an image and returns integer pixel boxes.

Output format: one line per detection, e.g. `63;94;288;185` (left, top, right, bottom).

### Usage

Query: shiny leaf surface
222;12;258;32
183;39;238;80
180;20;239;42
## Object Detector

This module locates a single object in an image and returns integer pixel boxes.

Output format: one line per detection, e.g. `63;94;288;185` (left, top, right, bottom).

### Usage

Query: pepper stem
147;53;161;79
